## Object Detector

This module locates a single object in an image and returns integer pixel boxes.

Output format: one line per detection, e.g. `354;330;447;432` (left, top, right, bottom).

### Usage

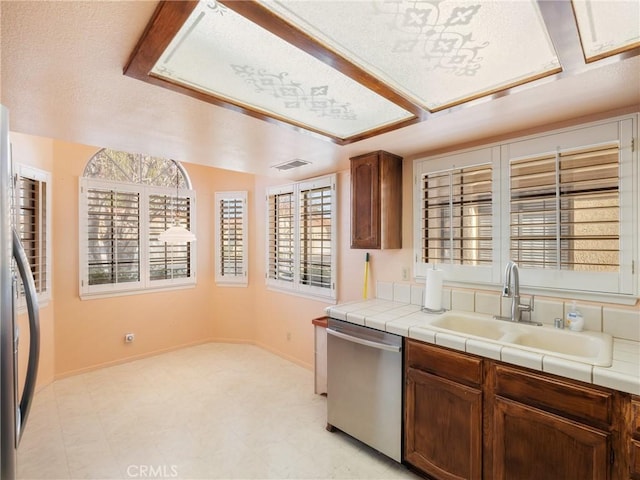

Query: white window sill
266;285;337;305
80;283;196;301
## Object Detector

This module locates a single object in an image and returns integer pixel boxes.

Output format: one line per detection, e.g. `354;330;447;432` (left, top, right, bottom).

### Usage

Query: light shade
148;1;415;141
261;0;561;111
572;0;640;62
158;225;196;244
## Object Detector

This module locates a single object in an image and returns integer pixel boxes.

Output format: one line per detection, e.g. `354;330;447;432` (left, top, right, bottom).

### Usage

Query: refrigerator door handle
11;228;39;443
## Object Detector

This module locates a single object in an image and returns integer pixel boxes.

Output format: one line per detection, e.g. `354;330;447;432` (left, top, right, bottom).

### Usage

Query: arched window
79;148;196;298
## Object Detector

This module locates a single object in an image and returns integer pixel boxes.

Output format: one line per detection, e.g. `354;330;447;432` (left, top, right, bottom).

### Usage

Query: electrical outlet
402;267;409;281
124;333;135;343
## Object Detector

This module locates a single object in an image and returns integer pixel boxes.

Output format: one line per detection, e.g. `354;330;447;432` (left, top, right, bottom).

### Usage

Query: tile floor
17;343;420;479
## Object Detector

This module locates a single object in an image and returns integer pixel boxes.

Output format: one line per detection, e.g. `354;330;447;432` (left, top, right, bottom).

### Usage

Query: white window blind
267;190;295;284
214;191;248;285
414;115;636;298
510;145;620;272
299;184;332;289
86;187;141;286
421;164;493;266
80;151;196;298
266;174;336;301
14;165;51;302
149;194;192;281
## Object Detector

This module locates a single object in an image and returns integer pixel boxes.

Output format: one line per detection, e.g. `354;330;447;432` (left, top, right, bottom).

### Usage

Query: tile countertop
326;299;640;396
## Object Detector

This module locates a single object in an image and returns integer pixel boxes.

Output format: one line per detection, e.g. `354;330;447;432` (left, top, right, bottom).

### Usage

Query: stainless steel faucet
499;260;536;324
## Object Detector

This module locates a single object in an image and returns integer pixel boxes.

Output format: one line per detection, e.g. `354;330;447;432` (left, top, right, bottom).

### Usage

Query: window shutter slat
81;152;196;297
215;192;248;285
422;164;493;266
86;188;140;285
219;198;244;276
149;194;192;281
299;185;332;289
510;145;619;272
266;175;335;299
15;175;48;295
268;192;295;283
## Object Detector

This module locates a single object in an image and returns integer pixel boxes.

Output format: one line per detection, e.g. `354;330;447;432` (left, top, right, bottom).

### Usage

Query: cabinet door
405;367;482;480
632;397;640;479
492;397;610;480
351;153;380;249
632;440;640;479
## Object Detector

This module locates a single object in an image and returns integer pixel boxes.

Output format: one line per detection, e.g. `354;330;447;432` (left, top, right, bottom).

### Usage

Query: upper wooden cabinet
350;151;402;249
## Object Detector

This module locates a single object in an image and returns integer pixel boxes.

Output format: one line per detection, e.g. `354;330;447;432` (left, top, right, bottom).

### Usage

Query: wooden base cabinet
405;368;482;480
404;339;483;480
631;396;640;479
403;339;633;480
492;397;610;480
490;363;615;480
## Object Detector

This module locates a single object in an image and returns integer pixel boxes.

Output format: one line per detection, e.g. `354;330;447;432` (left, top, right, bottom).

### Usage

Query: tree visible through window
80;149;196;297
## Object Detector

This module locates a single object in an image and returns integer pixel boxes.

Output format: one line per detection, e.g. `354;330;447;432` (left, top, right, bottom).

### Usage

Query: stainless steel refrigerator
0;104;40;479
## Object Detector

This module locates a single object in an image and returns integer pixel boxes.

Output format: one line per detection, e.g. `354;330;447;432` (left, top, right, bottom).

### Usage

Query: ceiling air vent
272;159;310;171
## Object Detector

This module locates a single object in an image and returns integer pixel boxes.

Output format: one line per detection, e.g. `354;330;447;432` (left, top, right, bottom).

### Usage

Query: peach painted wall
250;176;326;370
250;165;414;370
51;140;257;378
10;132;56;390
207;174;256;344
12;106;639;383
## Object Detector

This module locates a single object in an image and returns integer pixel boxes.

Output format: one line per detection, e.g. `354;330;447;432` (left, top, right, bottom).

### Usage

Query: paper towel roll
424;268;444;311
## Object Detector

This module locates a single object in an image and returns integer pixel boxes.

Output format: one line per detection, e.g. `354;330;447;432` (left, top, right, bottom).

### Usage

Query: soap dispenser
566;301;584;332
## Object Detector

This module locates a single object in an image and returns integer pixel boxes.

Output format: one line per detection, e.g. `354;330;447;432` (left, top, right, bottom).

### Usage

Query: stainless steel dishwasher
326;318;403;462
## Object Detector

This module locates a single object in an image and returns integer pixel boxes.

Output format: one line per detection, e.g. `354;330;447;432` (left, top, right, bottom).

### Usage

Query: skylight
571;0;640;62
261;0;561;111
124;0;640;144
150;1;415;140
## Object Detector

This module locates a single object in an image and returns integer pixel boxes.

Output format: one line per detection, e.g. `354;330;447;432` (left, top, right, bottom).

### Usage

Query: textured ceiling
1;1;639;180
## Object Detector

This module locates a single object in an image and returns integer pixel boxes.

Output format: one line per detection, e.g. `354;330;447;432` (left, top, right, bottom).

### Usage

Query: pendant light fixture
158;163;196;243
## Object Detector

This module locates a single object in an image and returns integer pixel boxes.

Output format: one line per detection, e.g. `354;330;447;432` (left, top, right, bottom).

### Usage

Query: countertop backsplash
330;281;639;394
375;281;640;343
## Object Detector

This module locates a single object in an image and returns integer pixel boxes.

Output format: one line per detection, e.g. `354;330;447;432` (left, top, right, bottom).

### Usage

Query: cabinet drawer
406;339;483;388
493;363;613;429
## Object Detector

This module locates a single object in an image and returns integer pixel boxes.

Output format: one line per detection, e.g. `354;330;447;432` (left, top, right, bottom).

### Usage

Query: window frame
79;176;197;299
265;174;337;302
14;164;52;306
413;114;638;302
214;191;248;286
500;118;635;296
414;146;502;285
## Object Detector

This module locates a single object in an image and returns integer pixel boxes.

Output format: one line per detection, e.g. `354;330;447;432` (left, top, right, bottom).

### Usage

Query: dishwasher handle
327;327;401;353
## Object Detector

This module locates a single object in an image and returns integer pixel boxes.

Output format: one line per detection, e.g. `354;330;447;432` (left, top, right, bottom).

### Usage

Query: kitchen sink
429;311;508;341
508;328;612;366
424;310;613;366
